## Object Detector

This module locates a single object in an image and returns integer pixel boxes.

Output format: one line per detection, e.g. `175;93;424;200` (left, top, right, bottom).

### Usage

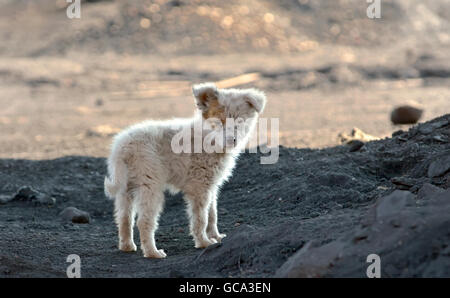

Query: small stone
328;65;362;84
430;120;449;129
390;106;423;125
427;155;450;178
0;195;12;204
12;186;56;205
444;176;450;189
338;127;379;144
36;194;56;205
352;227;369;243
348;140;364;152
59;207;90;224
419;125;434;135
389;218;402;228
391;177;415;190
392;130;405;137
95;98;104;106
417;183;444;200
275;240;346;278
13;186;36;200
432;135;447;143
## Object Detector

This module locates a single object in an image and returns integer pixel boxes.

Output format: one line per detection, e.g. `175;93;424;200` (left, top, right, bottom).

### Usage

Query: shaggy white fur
104;83;266;258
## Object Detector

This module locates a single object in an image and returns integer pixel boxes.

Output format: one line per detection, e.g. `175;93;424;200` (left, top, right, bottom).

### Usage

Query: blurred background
0;0;449;159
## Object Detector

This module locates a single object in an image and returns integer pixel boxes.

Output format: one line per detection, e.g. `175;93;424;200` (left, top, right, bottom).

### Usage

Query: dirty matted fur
104;82;266;258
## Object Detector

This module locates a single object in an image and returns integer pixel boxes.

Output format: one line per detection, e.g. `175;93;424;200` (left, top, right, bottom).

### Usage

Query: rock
390;177;415;190
59;207;90;224
417;183;444;200
352;227;370;243
392;129;405;137
398;67;420;79
390;106;423;125
338;127;379;144
432;135;447;143
428;189;450;204
328;65;362;84
36;195;56;205
427;154;450;178
431;119;449;129
444;176;450;189
348;140;364;152
86;125;120;138
376;190;415;219
95;98;104;106
418;119;448;135
414;58;450;78
12;186;56;205
419;125;434;135
275;240;346;278
0;195;12;204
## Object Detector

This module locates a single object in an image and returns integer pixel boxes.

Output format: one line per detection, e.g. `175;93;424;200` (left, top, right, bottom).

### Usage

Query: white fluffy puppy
104;83;266;258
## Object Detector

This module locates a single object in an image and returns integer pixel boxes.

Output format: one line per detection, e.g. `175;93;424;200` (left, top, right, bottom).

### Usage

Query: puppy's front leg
186;192;217;248
206;191;226;242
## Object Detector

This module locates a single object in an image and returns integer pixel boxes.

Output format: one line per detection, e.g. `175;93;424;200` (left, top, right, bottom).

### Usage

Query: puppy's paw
208;232;227;242
119;241;137;252
214;233;227;242
143;249;167;259
195;238;217;249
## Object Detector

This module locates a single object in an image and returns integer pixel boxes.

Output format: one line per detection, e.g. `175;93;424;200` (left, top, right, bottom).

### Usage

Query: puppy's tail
104;155;128;200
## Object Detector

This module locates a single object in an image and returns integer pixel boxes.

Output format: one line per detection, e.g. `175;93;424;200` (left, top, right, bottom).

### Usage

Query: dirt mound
0;114;448;277
1;0;449;56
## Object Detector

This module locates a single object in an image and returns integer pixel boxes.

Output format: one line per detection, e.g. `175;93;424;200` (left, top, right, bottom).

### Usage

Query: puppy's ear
244;89;266;113
192;83;218;112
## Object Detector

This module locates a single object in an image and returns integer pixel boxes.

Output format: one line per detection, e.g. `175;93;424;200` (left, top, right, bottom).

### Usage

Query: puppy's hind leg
114;191;137;252
136;184;166;258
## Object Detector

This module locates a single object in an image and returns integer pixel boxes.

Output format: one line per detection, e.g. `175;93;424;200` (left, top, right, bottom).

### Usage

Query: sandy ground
1;53;449;159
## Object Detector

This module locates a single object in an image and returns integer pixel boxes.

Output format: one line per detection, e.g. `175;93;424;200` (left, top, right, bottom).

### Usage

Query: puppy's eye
246;101;255;110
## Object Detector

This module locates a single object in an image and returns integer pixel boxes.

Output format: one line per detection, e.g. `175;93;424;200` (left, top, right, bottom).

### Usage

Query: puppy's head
192;82;266;148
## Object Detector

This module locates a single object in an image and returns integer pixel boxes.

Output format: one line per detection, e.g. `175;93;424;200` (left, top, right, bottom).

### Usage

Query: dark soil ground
0;115;449;277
